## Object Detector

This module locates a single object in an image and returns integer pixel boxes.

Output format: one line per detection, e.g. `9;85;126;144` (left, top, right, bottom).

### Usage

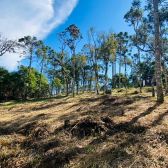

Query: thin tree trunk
124;56;127;94
163;54;168;95
114;59;116;89
66;78;69;96
153;0;164;102
96;72;99;94
82;78;85;93
152;76;155;97
73;49;75;97
25;52;32;99
135;31;142;93
104;62;108;94
77;83;79;95
119;46;121;88
162;41;168;95
38;64;43;98
112;62;114;89
82;69;86;93
90;67;93;92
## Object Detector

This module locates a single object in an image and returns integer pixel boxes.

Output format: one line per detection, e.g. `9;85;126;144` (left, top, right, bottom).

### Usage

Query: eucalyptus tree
56;51;71;96
52;78;63;95
46;50;59;96
18;36;40;99
82;43;94;92
77;54;90;93
87;26;101;94
124;0;143;92
57;31;71;96
116;32;131;89
121;33;132;94
62;24;82;97
36;42;50;98
99;33;117;94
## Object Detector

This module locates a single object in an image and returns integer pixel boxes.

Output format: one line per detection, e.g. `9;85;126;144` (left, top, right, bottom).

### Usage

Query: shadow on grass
0;95;67;106
151;110;168;127
0;94;166;168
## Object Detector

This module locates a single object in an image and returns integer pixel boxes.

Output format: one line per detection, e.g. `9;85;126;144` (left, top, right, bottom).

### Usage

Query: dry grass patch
0;89;168;167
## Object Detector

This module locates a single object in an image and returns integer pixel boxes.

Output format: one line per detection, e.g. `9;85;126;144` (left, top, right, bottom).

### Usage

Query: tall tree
18;36;39;99
99;33;117;94
63;24;82;97
82;43;94;92
153;0;164;102
87;26;101;94
124;0;143;92
36;42;50;98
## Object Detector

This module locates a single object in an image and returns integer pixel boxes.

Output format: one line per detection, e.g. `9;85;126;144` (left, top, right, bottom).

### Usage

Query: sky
0;0;146;75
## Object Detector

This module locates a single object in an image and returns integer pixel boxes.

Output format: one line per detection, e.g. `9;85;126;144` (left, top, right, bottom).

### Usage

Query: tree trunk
152;76;155;97
112;62;114;89
82;79;85;94
135;31;142;93
73;49;75;97
124;56;127;94
96;72;99;94
104;62;108;94
90;67;93;92
25;52;32;99
66;78;69;96
161;40;168;95
77;83;79;95
38;63;43;98
163;54;168;95
119;46;121;88
114;59;116;89
153;0;164;102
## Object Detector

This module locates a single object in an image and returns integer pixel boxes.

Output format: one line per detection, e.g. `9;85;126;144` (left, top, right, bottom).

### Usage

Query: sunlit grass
0;89;168;167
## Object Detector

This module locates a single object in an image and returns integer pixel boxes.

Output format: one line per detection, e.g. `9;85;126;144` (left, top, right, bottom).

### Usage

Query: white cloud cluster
0;0;78;71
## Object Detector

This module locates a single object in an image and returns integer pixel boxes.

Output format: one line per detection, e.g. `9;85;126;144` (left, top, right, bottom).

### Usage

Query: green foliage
97;83;101;90
0;66;49;101
115;73;131;88
52;78;63;90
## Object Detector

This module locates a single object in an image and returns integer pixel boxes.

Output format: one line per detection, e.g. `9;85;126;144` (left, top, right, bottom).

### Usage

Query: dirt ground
0;88;168;168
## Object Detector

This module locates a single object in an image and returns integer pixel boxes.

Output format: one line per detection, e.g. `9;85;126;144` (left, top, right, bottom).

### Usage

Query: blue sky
0;0;146;76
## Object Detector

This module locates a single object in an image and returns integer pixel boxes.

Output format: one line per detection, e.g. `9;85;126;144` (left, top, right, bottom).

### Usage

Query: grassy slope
0;88;168;168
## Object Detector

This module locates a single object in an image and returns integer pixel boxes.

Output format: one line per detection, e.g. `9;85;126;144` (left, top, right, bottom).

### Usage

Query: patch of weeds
91;162;95;168
36;154;39;161
31;154;40;165
113;150;128;157
95;133;99;139
89;145;94;153
126;138;130;143
129;125;146;134
85;145;94;153
85;145;88;152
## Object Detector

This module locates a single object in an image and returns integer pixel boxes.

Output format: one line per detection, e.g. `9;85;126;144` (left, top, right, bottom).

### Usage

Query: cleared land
0;88;168;168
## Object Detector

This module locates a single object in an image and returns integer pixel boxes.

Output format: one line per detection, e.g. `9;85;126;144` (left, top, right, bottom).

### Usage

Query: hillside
0;88;168;168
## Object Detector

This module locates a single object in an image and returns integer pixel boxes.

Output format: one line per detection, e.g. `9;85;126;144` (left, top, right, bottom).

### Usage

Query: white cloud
0;0;78;71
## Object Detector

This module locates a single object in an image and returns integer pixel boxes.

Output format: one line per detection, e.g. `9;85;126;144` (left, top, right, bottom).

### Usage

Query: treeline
0;0;168;102
0;66;49;101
